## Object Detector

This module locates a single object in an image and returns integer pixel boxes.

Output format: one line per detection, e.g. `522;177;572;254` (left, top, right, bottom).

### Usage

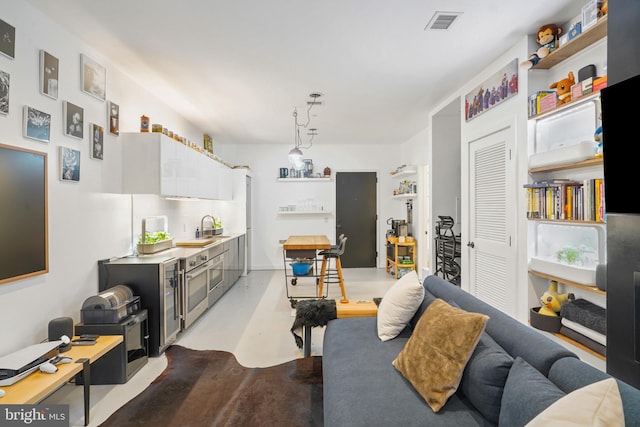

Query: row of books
528;76;607;118
525;178;605;222
528;91;555;117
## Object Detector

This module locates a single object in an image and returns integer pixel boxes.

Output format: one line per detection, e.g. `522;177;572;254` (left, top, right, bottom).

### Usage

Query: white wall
223;143;403;269
0;2;239;355
0;1;407;355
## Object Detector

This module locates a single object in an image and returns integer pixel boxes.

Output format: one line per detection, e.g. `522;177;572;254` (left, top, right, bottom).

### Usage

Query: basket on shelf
291;259;314;276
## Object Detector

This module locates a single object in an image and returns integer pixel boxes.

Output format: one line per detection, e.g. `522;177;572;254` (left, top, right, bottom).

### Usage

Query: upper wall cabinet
122;132;232;200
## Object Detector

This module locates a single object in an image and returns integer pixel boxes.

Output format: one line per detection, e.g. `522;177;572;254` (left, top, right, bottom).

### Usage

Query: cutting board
175;238;215;247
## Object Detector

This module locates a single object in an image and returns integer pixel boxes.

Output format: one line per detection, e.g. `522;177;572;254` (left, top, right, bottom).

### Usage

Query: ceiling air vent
425;11;462;31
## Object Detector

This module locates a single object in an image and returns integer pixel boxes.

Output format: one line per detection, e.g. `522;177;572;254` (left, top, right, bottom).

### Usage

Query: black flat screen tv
0;144;48;284
601;72;640;215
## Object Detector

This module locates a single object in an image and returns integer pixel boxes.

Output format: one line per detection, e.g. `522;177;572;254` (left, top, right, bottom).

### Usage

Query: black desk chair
318;236;348;303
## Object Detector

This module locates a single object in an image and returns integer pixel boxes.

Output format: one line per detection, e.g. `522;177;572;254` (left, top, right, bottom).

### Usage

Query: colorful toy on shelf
600;0;608;16
595;113;603;157
538;280;575;317
549;71;576;106
521;23;563;69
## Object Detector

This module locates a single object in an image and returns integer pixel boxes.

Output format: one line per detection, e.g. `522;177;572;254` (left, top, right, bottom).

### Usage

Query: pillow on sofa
525;378;624;427
377;270;424;341
392;298;488;412
460;332;514;424
499;357;565;426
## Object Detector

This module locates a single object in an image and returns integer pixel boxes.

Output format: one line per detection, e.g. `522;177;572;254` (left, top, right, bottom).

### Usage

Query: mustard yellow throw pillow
392;298;489;412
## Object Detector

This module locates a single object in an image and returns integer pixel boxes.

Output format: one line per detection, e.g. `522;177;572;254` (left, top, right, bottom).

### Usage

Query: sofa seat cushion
499;357;566;426
460;332;514;424
323;316;493;427
392;299;489;413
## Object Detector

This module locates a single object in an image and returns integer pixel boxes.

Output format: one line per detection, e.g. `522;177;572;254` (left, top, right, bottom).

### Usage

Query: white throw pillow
525;378;625;427
377;270;424;341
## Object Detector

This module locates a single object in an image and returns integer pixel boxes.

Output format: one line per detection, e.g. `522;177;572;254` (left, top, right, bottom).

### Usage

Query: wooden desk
0;335;123;425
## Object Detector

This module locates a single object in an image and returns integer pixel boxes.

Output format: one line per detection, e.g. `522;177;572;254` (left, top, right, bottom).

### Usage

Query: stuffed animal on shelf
521;23;563;69
549;71;576;106
600;0;608;17
538;280;575;316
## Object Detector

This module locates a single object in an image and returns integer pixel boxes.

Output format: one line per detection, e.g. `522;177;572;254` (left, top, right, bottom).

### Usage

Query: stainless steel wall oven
207;245;225;306
182;248;212;329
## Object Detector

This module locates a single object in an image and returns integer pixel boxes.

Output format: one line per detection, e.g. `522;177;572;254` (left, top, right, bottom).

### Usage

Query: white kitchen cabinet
122;132;232;200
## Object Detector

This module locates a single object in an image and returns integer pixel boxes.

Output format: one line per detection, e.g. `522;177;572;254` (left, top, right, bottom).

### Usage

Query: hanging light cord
293;98;319;150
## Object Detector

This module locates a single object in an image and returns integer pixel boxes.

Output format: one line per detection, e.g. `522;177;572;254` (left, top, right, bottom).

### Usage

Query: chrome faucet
201;215;215;237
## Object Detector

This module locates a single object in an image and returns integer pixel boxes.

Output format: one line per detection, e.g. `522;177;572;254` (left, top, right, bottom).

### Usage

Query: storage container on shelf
528;222;604;285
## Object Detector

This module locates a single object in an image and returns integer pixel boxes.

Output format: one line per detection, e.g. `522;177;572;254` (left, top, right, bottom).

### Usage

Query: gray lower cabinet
220;234;245;300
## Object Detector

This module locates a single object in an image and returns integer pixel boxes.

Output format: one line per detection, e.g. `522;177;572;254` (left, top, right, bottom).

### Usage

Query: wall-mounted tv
0;144;48;284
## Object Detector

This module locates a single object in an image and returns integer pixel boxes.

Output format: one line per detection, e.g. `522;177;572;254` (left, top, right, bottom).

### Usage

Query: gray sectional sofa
323;274;640;426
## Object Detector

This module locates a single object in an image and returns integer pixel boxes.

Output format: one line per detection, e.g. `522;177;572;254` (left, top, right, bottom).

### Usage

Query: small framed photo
91;123;104;160
23;106;51;143
81;54;106;101
63;101;84;139
582;0;599;30
107;100;119;135
40;50;59;99
0;18;15;60
303;159;313;177
0;70;9;115
59;146;80;182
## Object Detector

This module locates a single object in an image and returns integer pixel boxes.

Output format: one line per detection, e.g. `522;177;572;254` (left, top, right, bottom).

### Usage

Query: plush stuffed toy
549;71;575;106
521;23;563;69
600;0;608;17
538;281;575;317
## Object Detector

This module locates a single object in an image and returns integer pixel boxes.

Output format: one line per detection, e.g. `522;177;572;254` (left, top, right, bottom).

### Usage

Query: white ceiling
24;0;580;146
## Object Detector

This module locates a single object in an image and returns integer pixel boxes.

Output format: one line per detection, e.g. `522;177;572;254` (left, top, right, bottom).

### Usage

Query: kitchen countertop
116;233;245;262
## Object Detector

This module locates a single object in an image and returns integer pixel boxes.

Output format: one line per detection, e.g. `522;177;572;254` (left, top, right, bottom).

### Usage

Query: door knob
467;241;475;248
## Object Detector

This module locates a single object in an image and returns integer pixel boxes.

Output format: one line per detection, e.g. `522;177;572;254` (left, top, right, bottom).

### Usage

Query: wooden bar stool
318;236;349;303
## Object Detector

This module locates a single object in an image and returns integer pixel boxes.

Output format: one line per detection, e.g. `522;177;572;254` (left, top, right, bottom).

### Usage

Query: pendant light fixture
288;93;322;169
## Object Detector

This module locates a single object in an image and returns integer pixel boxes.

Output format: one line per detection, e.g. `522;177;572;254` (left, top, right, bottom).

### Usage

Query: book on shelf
528;91;556;117
525;179;605;222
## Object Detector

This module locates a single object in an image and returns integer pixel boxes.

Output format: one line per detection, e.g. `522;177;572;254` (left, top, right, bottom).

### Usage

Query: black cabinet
75;309;149;384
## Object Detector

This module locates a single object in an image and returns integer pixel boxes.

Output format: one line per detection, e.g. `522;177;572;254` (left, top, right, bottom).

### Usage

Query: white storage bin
530;97;599;168
528;222;604;285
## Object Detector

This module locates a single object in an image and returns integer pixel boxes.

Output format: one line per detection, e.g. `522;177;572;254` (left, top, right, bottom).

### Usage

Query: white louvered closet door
468;124;517;316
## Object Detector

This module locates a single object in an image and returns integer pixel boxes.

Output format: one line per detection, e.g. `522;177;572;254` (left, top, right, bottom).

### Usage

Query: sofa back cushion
549;357;640;424
499;357;565;426
423;275;577;376
460;332;514;424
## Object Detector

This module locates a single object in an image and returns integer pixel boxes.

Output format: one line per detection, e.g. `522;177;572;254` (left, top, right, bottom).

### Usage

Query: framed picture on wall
40;50;59;99
59;146;80;182
23;106;51;143
63;101;84;139
0;18;15;60
107;100;119;135
81;54;106;101
91;123;104;160
0;70;9;115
